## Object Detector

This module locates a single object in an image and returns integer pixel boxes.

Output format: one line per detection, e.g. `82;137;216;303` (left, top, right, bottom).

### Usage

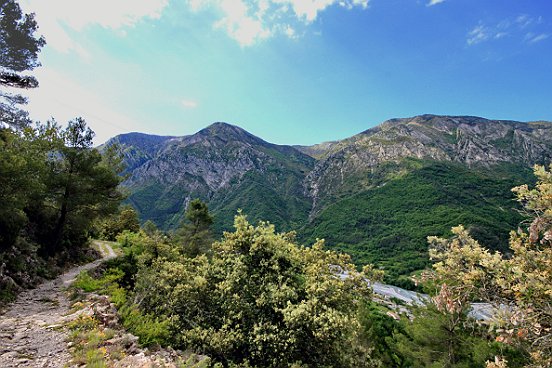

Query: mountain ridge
103;115;552;285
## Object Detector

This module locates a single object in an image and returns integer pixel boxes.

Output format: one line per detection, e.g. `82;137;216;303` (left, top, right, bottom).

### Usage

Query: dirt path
0;241;116;367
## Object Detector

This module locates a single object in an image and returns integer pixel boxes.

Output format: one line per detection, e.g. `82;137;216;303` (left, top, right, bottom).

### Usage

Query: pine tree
42;118;123;253
0;0;45;128
176;198;214;257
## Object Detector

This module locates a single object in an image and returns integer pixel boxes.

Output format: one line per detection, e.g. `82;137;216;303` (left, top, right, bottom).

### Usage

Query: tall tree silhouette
0;0;45;128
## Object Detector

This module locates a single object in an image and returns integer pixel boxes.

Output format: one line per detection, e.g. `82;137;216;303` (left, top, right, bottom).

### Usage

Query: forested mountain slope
106;122;314;231
104;115;552;284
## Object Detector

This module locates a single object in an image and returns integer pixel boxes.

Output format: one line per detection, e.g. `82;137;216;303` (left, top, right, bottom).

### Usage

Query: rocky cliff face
104;115;552;285
104;115;552;231
105;132;176;173
302;115;552;215
106;122;314;230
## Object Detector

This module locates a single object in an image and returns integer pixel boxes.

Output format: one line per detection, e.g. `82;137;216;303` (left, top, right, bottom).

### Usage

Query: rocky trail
0;236;497;367
0;241;116;367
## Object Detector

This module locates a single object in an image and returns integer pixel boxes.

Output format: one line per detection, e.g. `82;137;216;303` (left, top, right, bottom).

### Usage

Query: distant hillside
108;122;314;231
103;115;552;286
304;115;552;216
102;132;176;173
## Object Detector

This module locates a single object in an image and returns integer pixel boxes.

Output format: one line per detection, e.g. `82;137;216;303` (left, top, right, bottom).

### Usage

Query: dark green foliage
358;302;407;367
300;161;530;286
393;304;530;368
126;214;374;367
127;159;531;289
0;0;45;128
118;207;141;233
209;168;312;235
175;199;214;257
40;118;123;254
98;205;140;241
0;0;44;72
142;220;158;237
0;128;40;249
0;119;123;304
127;178;211;229
184;199;213;229
394;305;492;368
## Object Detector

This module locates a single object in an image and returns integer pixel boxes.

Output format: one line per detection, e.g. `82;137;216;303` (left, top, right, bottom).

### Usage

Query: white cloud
20;0;169;55
467;14;548;46
284;25;296;38
181;99;199;109
426;0;445;7
213;0;272;46
515;14;534;29
277;0;339;23
22;67;139;145
187;0;369;46
467;24;489;45
526;33;549;44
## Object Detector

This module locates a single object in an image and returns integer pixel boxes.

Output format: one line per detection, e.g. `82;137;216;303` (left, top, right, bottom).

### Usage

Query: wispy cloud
20;0;169;56
181;99;199;109
467;24;489;45
515;14;537;29
526;33;549;44
188;0;369;46
426;0;445;7
467;14;549;46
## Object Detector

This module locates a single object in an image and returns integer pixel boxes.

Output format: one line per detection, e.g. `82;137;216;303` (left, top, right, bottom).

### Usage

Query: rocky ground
0;241;116;367
0;241;208;368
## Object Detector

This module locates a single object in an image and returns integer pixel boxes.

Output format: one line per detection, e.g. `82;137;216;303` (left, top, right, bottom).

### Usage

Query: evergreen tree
41;118;123;254
394;303;497;368
142;220;159;237
176;198;214;257
0;0;45;129
99;205;140;241
0;128;44;250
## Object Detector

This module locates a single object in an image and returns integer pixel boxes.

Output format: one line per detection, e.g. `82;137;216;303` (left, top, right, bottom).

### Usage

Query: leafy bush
118;305;171;346
133;214;376;367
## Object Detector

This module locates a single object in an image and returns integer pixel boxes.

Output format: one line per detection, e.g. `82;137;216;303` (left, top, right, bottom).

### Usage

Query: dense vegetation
75;165;551;367
123;155;532;289
3;4;549;367
0;120;123;303
0;0;123;304
300;161;531;287
76;204;378;367
122;125;315;233
424;164;552;368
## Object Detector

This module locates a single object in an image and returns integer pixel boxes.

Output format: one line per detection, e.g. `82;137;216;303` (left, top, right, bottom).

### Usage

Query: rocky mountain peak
193;122;267;146
303;115;552;216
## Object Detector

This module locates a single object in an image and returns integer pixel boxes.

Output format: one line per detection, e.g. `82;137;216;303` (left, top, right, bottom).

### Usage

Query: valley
104;114;552;285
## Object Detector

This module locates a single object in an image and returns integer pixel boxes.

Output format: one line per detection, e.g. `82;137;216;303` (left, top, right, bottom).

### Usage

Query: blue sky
19;0;552;145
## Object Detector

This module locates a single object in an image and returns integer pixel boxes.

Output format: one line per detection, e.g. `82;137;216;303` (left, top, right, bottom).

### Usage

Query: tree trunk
50;186;69;254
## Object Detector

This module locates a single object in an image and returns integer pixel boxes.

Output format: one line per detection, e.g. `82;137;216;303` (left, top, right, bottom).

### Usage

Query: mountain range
104;115;552;286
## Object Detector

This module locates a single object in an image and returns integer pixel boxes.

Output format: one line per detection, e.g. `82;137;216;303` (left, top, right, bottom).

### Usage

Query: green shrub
73;268;124;293
118;304;170;346
133;214;375;367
